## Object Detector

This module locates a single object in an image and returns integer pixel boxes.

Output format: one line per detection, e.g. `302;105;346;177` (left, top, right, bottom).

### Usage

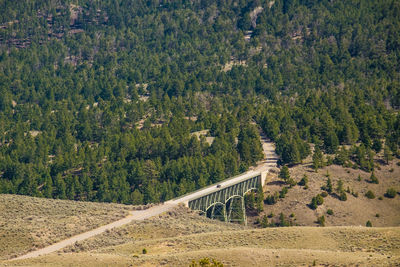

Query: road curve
11;128;278;261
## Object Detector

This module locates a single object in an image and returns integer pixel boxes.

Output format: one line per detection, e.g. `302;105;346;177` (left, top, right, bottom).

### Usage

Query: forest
0;0;399;204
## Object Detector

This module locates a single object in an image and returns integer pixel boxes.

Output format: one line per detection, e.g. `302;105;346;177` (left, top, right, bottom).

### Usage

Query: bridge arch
187;172;264;225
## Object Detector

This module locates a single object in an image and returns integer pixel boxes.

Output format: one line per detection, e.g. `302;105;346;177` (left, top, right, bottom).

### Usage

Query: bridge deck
166;170;265;206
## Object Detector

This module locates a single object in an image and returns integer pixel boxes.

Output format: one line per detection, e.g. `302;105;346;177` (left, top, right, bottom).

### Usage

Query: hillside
247;154;400;228
2;203;399;266
1;0;400;206
0;194;133;260
1;1;400;264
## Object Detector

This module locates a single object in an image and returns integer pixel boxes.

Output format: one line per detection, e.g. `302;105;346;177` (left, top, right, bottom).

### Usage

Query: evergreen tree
312;146;323;172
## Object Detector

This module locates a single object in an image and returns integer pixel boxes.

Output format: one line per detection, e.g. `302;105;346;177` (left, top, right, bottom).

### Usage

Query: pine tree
312;146;323;172
336;179;344;193
42;172;53;198
53;173;66;199
326;177;333;193
384;145;393;164
279;165;290;181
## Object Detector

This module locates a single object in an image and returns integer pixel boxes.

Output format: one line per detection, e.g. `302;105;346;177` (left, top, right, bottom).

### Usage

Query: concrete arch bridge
168;171;267;225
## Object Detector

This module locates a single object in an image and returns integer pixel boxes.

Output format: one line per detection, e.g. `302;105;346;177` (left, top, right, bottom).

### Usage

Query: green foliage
339;192;347;201
279;166;290;181
366;220;372;227
278;212;290;227
369;173;379;184
385;188;397;198
327;209;333;215
142;248;147;254
1;0;399;205
316;194;324;205
384;146;393;164
336;179;344;194
365;190;376;199
287;178;297;187
320;191;328;198
334;147;349;166
265;192;279;205
190;258;223;267
312;146;323;172
256;186;264;213
298;175;308;186
245;192;255;210
317;215;325;227
279;187;288;198
261;215;268;228
322;178;333;194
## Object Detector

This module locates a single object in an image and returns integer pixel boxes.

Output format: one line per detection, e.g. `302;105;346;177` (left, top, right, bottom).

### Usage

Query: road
13;203;176;260
12;129;278;261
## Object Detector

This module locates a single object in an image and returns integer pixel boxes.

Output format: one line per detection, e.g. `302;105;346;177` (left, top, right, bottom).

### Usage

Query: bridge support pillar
241;196;247;226
261;171;267;188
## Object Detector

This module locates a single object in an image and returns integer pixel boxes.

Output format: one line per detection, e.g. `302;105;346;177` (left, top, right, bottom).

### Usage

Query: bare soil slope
254;158;400;227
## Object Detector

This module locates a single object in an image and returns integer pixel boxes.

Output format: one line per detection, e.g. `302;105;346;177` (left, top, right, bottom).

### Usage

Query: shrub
351;191;359;197
278;212;290;227
261;215;268;228
190;258;224;267
336;179;344;193
287;178;297;187
279;166;290;180
309;195;324;209
357;175;362;181
320;191;328;198
298;175;308;186
378;196;383;200
317;215;325;226
365;190;375;199
375;214;380;218
279;187;288;198
370;173;379;184
268;212;274;218
327;209;333;215
339;192;347;201
366;220;372;227
385;188;397;198
265;193;279;205
316;194;324;205
290;213;295;218
142;248;147;254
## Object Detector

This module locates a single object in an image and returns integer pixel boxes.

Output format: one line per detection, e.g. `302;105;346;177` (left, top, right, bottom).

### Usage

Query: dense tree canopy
0;0;399;203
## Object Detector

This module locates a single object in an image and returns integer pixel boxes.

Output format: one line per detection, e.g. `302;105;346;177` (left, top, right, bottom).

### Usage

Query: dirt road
12;203;177;261
12;127;278;261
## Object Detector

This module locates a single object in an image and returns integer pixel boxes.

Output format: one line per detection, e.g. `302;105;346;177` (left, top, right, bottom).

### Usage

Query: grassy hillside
3;205;399;266
0;194;133;260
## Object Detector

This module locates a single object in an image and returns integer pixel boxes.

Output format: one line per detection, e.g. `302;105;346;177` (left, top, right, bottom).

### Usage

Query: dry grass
61;205;244;253
0;194;132;260
5;206;400;266
1;157;400;266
